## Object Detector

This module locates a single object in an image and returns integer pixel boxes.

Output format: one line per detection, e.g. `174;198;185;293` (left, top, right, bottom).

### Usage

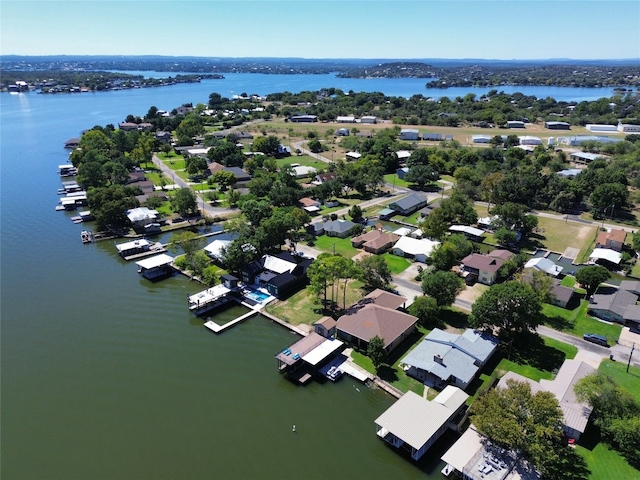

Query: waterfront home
204;239;233;264
135;253;175;280
351;230;400;254
498;359;595;441
392;236;440;263
374;387;469;461
388;193;429;216
336;304;416;355
595;228;626;252
64;138;80;149
589;248;622;266
362;288;407;310
241;252;312;298
400;328;498;390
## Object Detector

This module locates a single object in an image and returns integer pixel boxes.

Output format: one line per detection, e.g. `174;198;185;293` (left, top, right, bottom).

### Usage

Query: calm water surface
0;77;619;479
0;85;439;480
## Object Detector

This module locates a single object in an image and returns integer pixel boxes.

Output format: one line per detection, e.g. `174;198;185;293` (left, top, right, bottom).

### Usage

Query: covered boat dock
136;254;175;280
188;284;232;315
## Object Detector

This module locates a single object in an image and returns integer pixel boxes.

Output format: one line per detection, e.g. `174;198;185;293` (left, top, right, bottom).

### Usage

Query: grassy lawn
489;334;578;383
631;261;640;279
264;280;366;326
313;235;359;258
383;253;411;274
402;211;423;226
352;327;429;396
599;359;640;403
535;216;598;256
383;174;411;189
560;275;587;294
144;170;168;185
575;441;640;480
542;300;623;345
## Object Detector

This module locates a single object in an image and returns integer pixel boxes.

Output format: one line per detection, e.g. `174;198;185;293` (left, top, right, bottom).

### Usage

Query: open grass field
275;155;327;170
313;235;359;258
575;441;640;480
542;300;623;345
529;216;597;256
383;174;412;189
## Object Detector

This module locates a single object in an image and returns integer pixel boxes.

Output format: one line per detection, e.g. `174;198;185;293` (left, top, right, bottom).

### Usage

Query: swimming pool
244;290;271;302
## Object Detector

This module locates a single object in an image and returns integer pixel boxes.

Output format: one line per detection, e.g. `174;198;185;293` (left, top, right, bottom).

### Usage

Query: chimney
434;354;444;365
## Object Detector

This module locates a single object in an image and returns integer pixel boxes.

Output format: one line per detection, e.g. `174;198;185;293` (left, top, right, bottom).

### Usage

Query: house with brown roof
351;229;400;254
362;288;407;310
337;302;416;354
299;197;321;214
314;316;337;338
460;252;509;285
314;172;338;184
207;162;225;176
596;228;627;252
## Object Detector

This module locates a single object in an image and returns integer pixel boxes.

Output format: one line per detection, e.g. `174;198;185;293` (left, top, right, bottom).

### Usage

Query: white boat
81;230;94;243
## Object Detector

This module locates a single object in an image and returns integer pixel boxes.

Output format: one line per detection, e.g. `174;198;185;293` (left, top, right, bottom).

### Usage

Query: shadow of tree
544;446;591;480
377;365;399;383
442;308;470;329
544;314;574;331
506;331;567;372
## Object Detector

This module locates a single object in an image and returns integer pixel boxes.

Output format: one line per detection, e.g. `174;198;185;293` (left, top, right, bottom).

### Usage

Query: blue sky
2;1;639;60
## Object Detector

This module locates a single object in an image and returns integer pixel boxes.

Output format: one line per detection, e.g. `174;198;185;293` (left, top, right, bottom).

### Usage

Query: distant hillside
336;62;443;78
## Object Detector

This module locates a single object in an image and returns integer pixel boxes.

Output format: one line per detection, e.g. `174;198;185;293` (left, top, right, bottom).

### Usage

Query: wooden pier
204;310;259;334
260;310;308;336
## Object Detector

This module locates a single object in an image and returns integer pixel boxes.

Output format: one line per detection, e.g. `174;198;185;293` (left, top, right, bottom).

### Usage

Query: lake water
0;76;619;479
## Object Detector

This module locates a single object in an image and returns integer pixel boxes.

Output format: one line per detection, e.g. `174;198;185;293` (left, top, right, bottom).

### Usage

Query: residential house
378;208;396;221
589;282;640;330
595;228;627;252
418;200;441;218
298;197;321;214
521;269;575;309
569;151;609;164
375;387;469;461
392;236;440;263
322;219;356;238
204;239;233;264
523;257;563;276
240;252;312;298
126;207;159;229
557;168;583;179
589;248;622;266
360;116;377;124
362;288;407;310
389;193;429;216
399;129;420;141
400;328;499;390
396;150;412;162
336;303;416;354
207;162;225;176
498;359;596;440
291;165;317;178
345;151;362;161
314;172;337;184
351;229;400;254
449;225;485;242
155;131;172;143
224;166;252;186
460;252;507;285
336;116;355;123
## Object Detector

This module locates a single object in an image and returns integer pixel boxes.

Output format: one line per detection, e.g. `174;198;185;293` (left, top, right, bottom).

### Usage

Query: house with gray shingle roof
389;193;428;216
400;328;498;389
322;219;356;238
589;285;640;330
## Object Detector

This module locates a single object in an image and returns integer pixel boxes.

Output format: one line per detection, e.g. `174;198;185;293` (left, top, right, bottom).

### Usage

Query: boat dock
204;309;259;333
188;284;233;316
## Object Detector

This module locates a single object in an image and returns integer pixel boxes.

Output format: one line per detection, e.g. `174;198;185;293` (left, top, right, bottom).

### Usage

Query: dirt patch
575;225;592;242
456;283;489;303
563;247;580;260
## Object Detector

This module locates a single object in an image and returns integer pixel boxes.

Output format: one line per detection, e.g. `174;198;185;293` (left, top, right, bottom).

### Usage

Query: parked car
583;333;608;347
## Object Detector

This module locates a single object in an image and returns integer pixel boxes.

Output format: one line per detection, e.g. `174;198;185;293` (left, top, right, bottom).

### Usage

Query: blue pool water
245;290;271;302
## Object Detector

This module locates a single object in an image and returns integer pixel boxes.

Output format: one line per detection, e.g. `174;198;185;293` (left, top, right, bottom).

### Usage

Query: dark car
583;333;608;347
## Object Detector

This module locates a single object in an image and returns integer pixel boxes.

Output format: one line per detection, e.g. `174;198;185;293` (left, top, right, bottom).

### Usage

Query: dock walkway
204;310;259;333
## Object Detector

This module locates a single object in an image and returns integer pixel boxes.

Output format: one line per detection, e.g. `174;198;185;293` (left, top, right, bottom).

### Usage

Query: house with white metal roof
400;328;499;389
449;225;485;241
392;236;440;263
524;257;563;276
374;387;468;461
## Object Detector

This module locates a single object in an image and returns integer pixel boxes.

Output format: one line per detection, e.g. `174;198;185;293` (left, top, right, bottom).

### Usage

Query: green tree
518;268;555;304
590;183;629;214
471;379;564;476
575;265;610;296
252;135;281;156
404;164;439;189
349;204;363;222
357;255;392;291
367;335;386;371
408;295;440;328
494;227;518;246
421;270;464;307
200;265;219;287
170;188;199;217
470;281;541;337
308;138;323;153
87;184;139;231
168;231;205;273
185;155;207;175
226;188;242;208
